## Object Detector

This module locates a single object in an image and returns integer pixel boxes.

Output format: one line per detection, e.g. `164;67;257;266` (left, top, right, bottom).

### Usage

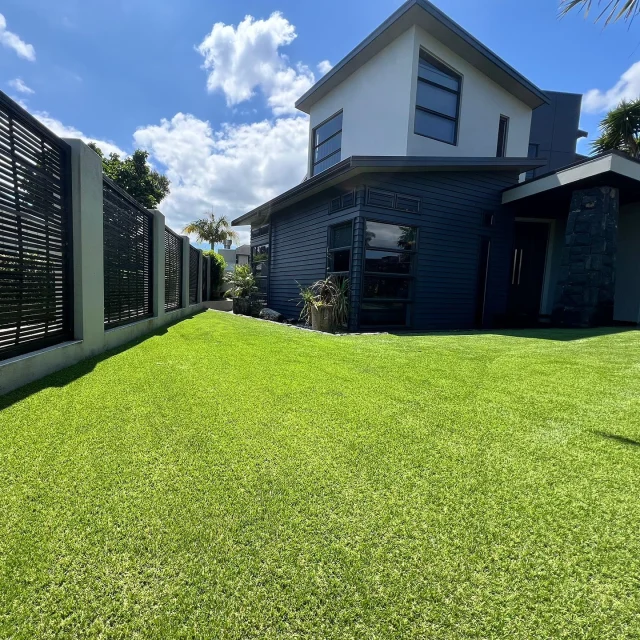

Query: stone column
552;186;619;327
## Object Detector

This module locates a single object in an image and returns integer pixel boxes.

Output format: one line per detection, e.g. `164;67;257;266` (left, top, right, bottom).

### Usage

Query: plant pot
232;297;251;316
311;305;334;333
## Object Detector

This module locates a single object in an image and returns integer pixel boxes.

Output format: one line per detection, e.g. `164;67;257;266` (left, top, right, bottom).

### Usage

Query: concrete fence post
181;236;190;308
150;209;165;318
64;139;105;356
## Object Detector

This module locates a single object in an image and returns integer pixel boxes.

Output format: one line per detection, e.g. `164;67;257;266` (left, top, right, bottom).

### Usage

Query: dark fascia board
295;0;548;113
232;156;546;226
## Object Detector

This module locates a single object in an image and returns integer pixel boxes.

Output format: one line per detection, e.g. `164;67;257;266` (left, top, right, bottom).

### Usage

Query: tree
182;213;239;250
560;0;640;25
88;143;170;209
591;98;640;157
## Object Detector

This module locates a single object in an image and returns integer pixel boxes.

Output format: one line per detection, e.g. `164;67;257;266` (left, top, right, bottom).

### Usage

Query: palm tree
183;213;239;250
592;98;640;157
560;0;640;25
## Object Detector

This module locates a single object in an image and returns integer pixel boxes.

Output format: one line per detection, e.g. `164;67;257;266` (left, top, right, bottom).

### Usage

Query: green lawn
2;312;640;638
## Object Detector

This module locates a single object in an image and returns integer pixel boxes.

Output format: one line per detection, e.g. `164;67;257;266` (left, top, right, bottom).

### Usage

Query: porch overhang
234;156;545;227
502;151;640;206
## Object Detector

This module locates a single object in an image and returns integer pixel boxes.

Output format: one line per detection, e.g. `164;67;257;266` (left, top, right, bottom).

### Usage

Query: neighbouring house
232;0;636;331
219;244;251;272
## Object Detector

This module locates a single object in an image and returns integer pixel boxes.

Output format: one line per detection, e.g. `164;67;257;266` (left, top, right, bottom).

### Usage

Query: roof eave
233;156;547;226
295;0;548;114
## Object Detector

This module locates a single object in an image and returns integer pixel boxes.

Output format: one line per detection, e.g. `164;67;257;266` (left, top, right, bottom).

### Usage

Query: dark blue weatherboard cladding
359;171;518;329
259;170;519;330
267;183;361;321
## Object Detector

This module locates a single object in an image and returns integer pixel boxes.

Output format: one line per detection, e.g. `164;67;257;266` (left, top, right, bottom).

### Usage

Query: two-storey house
233;0;640;330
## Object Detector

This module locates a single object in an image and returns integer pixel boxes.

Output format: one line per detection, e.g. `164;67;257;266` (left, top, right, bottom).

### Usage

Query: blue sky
1;0;638;243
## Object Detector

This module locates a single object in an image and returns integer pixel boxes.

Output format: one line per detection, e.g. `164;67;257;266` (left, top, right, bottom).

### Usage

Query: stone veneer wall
552;186;619;327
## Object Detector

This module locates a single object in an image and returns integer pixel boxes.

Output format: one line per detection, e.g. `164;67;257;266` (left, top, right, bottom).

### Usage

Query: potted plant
298;276;349;333
225;265;259;316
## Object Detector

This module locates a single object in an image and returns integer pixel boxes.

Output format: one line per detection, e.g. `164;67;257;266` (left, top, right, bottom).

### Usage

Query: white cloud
31;110;127;158
8;78;34;95
197;12;315;116
317;60;333;75
0;13;35;61
583;61;640;113
134;112;309;242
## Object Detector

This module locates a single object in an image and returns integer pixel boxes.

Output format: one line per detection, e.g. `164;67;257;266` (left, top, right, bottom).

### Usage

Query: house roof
295;0;549;114
232;156;546;227
502;151;640;205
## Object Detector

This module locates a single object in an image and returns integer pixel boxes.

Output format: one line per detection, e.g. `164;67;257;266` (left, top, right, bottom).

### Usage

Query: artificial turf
1;311;640;638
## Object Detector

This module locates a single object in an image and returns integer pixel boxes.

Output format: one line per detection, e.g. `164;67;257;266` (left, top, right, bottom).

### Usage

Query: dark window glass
365;250;412;274
252;244;269;295
365;221;416;251
364;276;411;299
415;110;456;144
361;303;408;327
496;115;509;157
331;223;352;248
418;59;460;91
314;112;343;146
328;221;352;275
330;249;351;273
416;82;458;118
415;51;460;145
312;112;342;176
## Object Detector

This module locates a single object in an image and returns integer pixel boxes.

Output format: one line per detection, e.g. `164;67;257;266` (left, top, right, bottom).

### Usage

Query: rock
285;318;299;325
259;308;285;322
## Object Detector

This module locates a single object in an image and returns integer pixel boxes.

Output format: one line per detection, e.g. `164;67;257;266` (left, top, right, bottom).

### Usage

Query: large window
252;244;269;296
327;221;352;276
312;112;343;176
361;221;417;327
415;51;461;145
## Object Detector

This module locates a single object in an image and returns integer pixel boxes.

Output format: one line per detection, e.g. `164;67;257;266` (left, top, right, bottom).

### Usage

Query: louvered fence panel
0;92;72;360
103;178;153;328
189;246;199;304
164;227;182;312
201;255;207;302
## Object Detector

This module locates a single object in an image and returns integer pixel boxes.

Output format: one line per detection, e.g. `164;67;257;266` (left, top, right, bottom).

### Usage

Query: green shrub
203;250;226;297
225;264;258;298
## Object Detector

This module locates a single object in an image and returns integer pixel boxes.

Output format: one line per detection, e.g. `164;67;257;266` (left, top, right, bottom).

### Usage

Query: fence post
149;209;165;317
63;139;105;355
181;236;190;308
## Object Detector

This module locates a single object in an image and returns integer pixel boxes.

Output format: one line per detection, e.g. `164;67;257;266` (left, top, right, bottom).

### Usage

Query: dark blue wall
258;170;520;330
529;91;584;178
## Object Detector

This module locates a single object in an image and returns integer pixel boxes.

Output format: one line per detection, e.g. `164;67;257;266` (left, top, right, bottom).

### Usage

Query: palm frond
560;0;640;25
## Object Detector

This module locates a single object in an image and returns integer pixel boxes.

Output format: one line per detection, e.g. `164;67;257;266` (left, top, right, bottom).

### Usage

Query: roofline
233;156;546;226
295;0;549;113
502;151;640;204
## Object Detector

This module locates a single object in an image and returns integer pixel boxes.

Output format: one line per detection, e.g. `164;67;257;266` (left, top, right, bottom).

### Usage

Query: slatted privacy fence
201;255;207;302
164;227;182;312
189;246;199;305
0;93;73;361
103;177;153;329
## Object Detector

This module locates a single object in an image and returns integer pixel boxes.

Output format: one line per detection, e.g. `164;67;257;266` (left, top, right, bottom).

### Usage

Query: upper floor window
415;50;461;146
526;143;539;180
312;111;343;176
496;115;509;157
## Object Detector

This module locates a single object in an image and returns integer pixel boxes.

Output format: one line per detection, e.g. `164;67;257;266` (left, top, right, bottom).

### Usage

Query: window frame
496;115;509;158
360;218;419;329
414;50;462;146
251;242;270;299
327;220;354;278
312;110;343;177
525;143;539;181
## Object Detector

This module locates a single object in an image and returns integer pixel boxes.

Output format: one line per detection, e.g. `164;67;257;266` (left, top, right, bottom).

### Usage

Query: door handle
512;249;518;285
